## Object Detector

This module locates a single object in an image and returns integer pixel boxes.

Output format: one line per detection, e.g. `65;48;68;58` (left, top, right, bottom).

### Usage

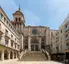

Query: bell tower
12;6;25;33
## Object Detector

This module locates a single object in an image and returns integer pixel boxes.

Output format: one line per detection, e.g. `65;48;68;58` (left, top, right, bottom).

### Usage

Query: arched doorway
4;50;8;60
31;37;39;51
10;51;13;59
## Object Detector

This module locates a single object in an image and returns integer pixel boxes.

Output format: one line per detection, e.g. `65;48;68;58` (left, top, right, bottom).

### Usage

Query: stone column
1;50;4;61
22;35;24;50
8;51;10;59
16;52;17;58
28;36;31;51
45;28;50;52
39;37;41;51
46;28;50;45
13;52;14;59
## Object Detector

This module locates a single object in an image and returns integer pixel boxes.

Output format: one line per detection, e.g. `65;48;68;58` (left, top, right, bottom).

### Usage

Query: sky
0;0;69;29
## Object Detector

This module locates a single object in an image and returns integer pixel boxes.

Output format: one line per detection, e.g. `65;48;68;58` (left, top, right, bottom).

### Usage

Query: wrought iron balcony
65;26;69;32
65;37;69;41
11;37;14;42
65;46;69;52
5;33;10;40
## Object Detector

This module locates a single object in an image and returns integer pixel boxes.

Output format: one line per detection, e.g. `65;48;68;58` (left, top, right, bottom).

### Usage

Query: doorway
31;45;39;51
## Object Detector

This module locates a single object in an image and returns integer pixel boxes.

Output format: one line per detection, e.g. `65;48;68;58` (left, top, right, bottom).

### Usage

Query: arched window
19;18;21;21
16;18;17;21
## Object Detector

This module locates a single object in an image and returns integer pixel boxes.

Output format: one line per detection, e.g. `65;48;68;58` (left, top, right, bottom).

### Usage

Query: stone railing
42;49;51;60
19;49;29;60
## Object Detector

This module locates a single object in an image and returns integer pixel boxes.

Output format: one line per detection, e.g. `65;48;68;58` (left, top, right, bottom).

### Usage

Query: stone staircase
20;51;47;61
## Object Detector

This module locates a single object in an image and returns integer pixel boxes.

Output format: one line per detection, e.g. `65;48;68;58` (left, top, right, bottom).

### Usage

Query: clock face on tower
32;29;38;35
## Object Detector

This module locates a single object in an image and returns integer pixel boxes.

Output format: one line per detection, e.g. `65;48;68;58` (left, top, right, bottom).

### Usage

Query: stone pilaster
22;35;24;50
28;36;31;51
8;51;10;59
39;37;41;50
13;52;14;59
1;50;4;61
46;28;50;45
8;39;11;47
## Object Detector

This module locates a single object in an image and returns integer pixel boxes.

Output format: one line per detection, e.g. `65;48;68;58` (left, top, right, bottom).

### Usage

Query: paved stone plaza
0;1;69;62
0;51;63;64
0;60;63;64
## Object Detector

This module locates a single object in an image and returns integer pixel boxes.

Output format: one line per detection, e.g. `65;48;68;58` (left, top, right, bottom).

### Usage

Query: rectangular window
66;43;69;49
61;30;62;33
65;25;67;28
5;40;8;45
18;45;20;49
7;21;8;24
4;17;6;22
51;32;53;36
11;35;13;38
65;34;68;38
5;29;8;34
15;43;16;48
1;13;3;19
11;41;13;47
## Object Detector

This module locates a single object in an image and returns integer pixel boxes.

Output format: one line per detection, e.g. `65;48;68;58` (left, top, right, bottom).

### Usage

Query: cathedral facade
1;6;68;61
12;8;51;52
0;7;53;61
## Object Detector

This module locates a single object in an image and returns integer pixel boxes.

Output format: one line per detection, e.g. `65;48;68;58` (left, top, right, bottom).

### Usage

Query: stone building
0;6;69;61
0;7;20;61
50;14;69;61
11;7;51;52
0;6;52;61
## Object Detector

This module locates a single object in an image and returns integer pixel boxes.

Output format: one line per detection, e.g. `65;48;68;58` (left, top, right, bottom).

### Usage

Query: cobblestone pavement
0;60;63;64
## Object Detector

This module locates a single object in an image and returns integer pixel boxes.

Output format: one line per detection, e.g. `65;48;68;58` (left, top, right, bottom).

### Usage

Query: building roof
13;10;24;16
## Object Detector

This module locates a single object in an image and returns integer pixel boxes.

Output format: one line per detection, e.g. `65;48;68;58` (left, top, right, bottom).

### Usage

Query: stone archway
10;51;13;59
4;50;8;60
31;37;39;51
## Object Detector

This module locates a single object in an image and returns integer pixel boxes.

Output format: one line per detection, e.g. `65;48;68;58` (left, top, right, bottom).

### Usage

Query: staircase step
20;51;47;61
